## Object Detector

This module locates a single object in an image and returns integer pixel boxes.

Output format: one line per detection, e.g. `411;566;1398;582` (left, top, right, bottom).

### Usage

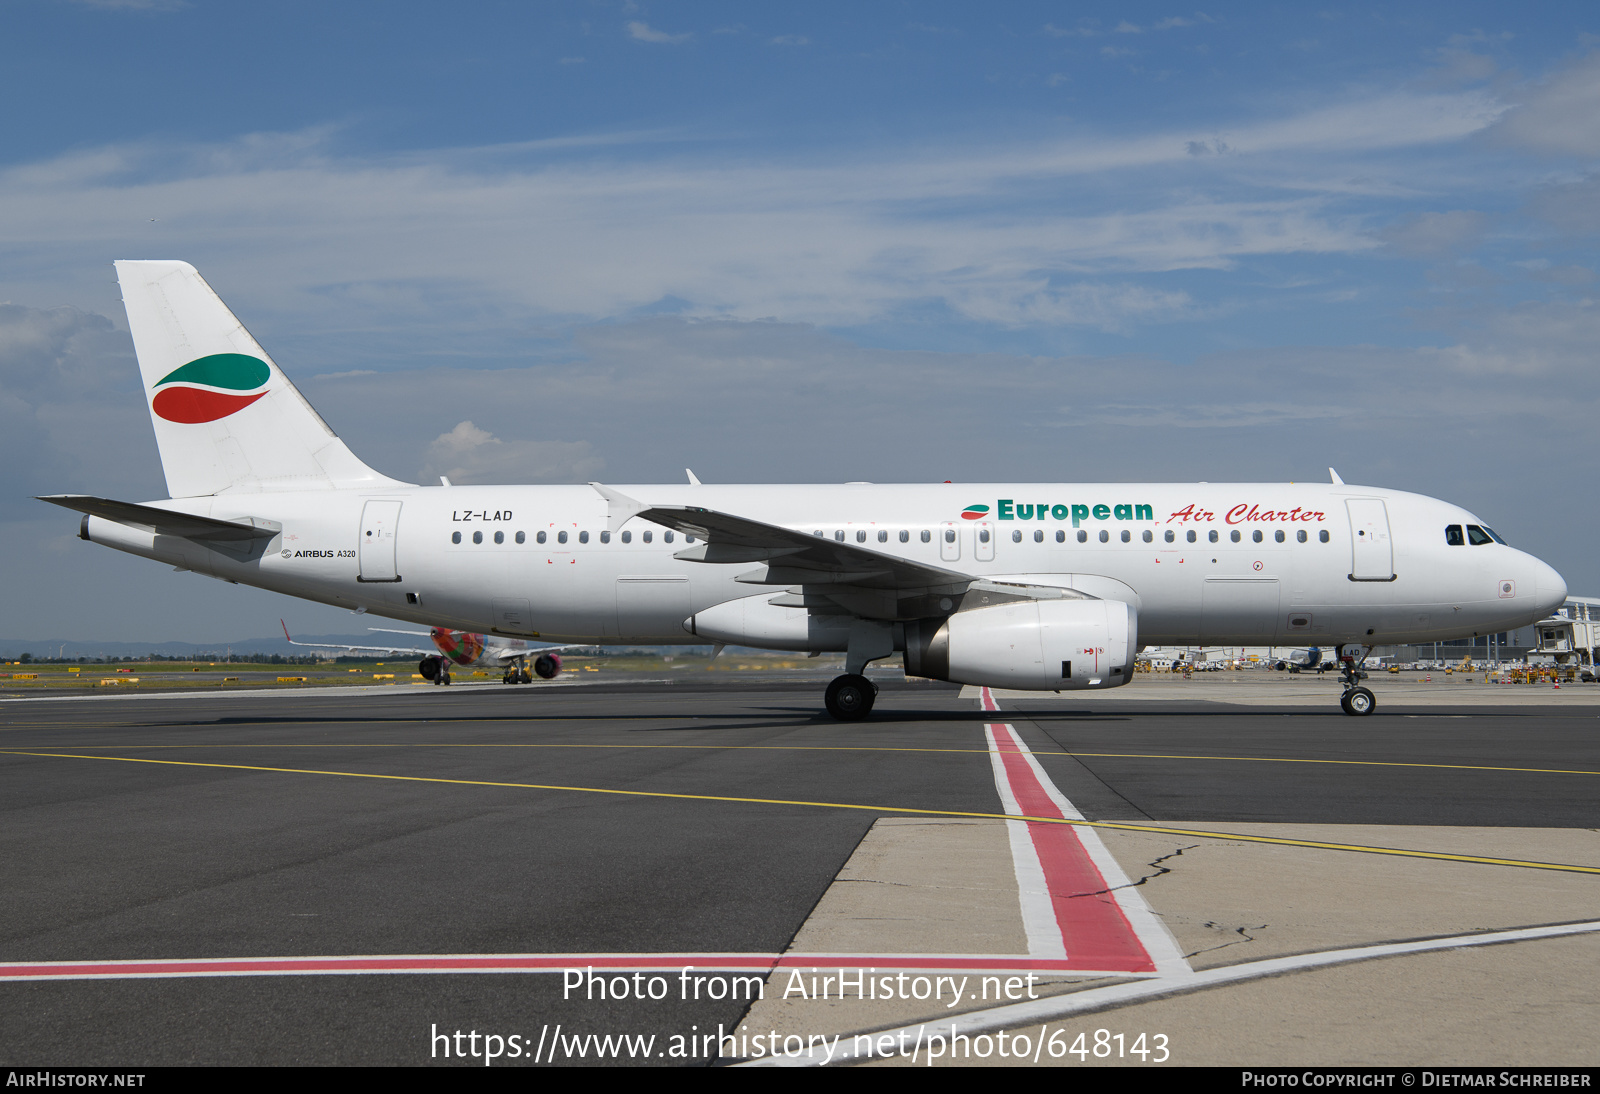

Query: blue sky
3;2;1599;641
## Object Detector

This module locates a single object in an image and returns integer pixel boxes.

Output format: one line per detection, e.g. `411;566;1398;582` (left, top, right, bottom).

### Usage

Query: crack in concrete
1184;920;1269;960
1063;843;1200;900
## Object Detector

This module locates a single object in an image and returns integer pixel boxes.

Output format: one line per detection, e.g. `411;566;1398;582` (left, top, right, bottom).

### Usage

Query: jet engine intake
534;653;562;679
904;598;1137;690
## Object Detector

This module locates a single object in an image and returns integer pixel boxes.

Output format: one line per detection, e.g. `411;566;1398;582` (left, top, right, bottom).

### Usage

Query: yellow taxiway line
3;748;1597;876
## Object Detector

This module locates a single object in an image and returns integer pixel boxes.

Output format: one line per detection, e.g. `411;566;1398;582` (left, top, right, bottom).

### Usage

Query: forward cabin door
1346;499;1395;581
358;500;402;582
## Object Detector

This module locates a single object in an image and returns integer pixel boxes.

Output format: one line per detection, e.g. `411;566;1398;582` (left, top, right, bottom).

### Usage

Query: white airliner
40;261;1567;719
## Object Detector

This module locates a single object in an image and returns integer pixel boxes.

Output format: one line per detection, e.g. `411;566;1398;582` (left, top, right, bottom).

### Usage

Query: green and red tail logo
151;353;271;423
960;504;990;521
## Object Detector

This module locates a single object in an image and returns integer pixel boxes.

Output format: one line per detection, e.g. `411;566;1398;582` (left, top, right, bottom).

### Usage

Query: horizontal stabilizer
38;495;280;541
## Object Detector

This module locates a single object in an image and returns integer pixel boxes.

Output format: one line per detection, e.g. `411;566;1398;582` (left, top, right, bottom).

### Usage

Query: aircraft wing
280;621;428;657
38;495;281;542
636;503;971;592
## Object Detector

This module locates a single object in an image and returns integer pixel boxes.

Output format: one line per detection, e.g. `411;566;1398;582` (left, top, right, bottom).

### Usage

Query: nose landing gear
1336;644;1375;716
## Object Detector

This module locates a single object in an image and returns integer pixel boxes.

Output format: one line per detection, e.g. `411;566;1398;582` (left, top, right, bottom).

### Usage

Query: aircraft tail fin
114;260;409;498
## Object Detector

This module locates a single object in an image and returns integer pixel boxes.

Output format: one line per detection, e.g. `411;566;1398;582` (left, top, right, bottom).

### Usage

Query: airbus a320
40;262;1567;719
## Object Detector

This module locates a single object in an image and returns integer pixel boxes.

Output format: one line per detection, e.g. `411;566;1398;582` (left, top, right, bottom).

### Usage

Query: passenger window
1142;530;1153;543
1230;530;1241;543
515;531;525;544
1034;530;1044;543
835;530;845;542
814;530;824;537
686;535;695;543
1055;530;1064;543
557;530;568;544
898;530;909;543
1077;530;1087;543
473;531;483;545
1121;530;1131;543
621;531;631;544
1466;525;1493;546
1319;530;1329;543
1209;530;1219;543
664;531;675;543
944;529;955;543
1251;530;1262;543
1187;530;1197;543
537;531;547;544
494;530;504;544
977;529;989;543
879;530;888;543
1274;530;1284;543
1296;530;1306;543
1445;524;1464;546
856;530;866;543
1164;530;1174;543
1099;530;1109;543
578;531;589;544
643;531;653;543
600;531;611;544
920;530;931;543
1010;530;1020;543
452;531;461;544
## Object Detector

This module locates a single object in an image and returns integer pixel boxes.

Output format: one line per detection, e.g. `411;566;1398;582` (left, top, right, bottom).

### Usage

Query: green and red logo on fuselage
960;505;990;521
151;353;271;424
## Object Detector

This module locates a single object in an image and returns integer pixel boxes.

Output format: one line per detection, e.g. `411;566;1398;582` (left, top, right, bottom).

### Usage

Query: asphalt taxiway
2;675;1596;1066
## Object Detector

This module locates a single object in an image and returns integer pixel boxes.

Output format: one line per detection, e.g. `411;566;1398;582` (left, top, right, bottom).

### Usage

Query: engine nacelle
534;653;562;679
686;595;854;652
418;655;446;680
905;599;1137;690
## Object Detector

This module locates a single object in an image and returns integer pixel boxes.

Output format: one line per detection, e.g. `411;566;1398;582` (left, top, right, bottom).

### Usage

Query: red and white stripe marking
980;686;1189;976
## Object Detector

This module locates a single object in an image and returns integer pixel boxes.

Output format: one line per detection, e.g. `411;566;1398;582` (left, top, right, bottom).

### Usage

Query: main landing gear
1336;644;1375;716
825;674;878;721
419;655;452;686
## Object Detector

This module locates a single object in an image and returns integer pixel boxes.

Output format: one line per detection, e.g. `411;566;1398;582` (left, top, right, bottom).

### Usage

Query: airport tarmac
1;674;1596;1067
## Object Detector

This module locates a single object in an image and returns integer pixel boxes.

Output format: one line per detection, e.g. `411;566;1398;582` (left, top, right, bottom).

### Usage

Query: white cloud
1491;50;1600;156
419;421;604;485
0;85;1497;341
1379;210;1488;257
626;21;692;44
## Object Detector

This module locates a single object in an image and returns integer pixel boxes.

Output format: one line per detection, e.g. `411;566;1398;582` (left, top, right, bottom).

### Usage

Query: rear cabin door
358;500;402;582
1345;499;1395;581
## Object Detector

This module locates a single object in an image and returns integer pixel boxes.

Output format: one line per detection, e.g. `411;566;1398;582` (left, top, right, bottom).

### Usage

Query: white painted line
740;919;1600;1066
981;687;1190;976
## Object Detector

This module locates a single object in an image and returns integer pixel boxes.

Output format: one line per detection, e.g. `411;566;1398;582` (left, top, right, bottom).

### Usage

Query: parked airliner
279;620;573;685
39;262;1567;718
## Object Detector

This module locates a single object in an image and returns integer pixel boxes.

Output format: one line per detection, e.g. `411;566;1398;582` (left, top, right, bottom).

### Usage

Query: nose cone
1531;555;1567;619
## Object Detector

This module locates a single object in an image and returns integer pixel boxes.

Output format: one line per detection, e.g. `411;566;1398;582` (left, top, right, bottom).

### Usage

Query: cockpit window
1465;524;1494;546
1483;526;1507;545
1445;524;1464;546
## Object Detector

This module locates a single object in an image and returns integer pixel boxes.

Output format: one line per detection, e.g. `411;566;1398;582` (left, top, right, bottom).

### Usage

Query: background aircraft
280;620;575;685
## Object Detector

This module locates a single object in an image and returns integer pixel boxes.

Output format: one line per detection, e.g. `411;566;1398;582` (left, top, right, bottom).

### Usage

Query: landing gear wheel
440;672;452;686
824;674;877;721
518;670;532;684
1342;686;1375;716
